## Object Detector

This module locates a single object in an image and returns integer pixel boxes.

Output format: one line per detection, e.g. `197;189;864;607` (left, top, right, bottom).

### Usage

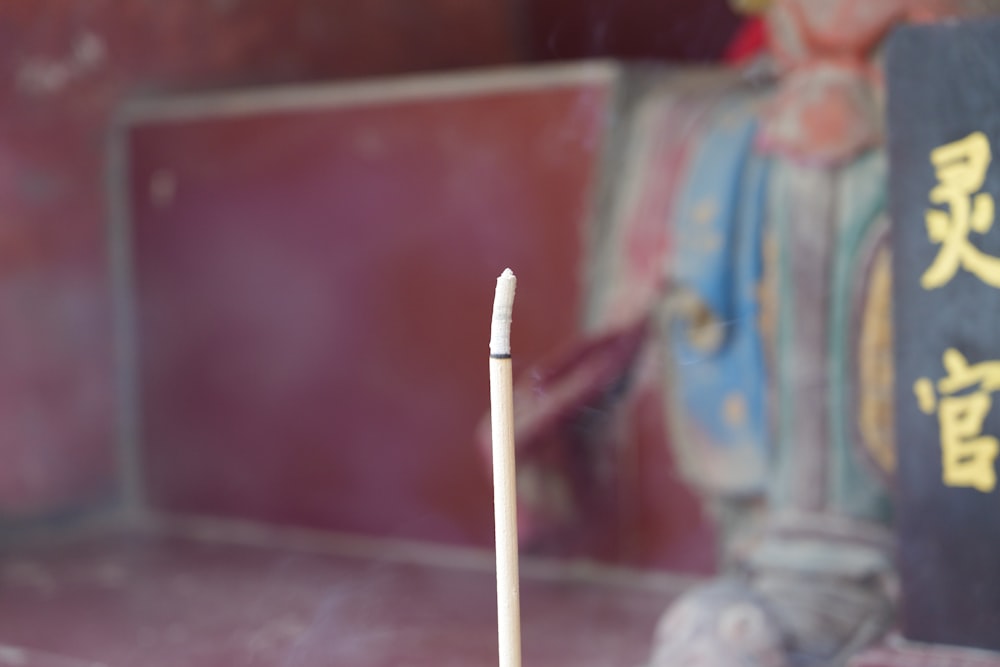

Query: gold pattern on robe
922;131;1000;289
915;348;1000;493
673;290;723;353
858;245;895;475
693;198;718;225
723;392;748;428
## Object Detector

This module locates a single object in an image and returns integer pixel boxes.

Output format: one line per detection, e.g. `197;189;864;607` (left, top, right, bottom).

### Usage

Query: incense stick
489;268;521;667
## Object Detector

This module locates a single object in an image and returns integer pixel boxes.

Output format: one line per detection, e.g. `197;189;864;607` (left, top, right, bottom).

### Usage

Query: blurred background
0;0;747;545
0;3;760;664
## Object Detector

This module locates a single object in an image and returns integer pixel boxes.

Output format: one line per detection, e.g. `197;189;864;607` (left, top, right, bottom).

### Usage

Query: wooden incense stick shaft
489;268;521;667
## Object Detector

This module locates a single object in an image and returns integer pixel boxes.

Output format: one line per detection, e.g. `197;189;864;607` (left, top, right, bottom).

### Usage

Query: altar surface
0;523;686;667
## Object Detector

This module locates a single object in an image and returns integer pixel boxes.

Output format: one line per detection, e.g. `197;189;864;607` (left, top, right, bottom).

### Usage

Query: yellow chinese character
914;348;1000;492
921;131;1000;289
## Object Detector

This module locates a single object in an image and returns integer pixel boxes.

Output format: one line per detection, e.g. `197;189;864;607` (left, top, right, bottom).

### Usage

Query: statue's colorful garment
669;99;772;496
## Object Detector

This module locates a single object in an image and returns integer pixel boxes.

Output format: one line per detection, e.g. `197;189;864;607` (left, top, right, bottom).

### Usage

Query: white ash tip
490;269;517;356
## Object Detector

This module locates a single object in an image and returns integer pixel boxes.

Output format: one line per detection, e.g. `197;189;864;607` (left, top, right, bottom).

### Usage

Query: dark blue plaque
888;18;1000;652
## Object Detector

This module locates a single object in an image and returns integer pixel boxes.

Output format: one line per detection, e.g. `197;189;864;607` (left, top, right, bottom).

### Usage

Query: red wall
0;0;520;517
0;0;736;542
125;75;609;549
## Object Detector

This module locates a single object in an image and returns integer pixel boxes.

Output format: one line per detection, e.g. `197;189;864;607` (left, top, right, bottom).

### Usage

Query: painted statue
649;2;1000;666
646;3;898;664
477;0;1000;665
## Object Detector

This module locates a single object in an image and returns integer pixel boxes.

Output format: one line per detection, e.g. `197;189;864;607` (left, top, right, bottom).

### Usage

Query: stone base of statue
645;513;896;667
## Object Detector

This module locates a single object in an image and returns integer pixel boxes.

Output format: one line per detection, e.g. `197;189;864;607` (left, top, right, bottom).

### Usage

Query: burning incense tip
490;269;517;358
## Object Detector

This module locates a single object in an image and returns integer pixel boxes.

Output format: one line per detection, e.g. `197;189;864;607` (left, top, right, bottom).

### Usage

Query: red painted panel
0;0;521;518
126;74;611;547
